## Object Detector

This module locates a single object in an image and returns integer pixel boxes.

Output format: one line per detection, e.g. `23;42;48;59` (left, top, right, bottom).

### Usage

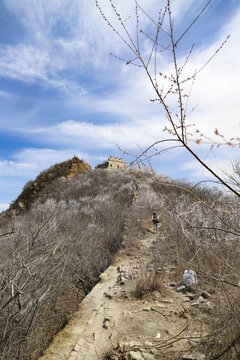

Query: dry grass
132;253;166;299
133;275;166;299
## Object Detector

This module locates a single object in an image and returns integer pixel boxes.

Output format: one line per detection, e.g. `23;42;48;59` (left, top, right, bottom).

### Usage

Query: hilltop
8;156;91;213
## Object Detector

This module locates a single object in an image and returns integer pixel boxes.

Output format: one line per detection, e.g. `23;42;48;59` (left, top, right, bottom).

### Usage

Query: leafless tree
95;0;240;197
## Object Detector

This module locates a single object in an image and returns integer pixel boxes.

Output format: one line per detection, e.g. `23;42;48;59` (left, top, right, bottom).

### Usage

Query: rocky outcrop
9;156;91;213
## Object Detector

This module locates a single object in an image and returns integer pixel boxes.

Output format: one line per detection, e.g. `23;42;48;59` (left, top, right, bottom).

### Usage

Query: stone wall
108;156;128;170
96;156;128;170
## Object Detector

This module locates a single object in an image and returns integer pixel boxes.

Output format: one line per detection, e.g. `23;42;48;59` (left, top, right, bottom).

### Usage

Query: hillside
8;156;91;213
0;160;239;360
0;162;139;360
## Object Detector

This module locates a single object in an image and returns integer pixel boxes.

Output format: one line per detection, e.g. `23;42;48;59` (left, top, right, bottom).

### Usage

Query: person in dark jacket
152;211;159;232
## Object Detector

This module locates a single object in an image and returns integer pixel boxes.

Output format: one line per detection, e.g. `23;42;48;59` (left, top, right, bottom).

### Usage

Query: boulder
129;341;142;349
142;353;154;360
129;351;144;360
201;291;211;299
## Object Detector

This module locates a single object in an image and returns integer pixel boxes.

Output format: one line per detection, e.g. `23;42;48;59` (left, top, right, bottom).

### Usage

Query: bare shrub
133;252;166;299
206;287;240;359
133;275;165;300
225;160;240;192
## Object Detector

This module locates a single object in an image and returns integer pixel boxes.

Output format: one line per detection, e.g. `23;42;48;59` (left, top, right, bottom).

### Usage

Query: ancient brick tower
96;156;128;170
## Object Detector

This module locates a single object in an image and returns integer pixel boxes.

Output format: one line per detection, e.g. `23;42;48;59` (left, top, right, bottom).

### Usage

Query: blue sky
0;0;239;210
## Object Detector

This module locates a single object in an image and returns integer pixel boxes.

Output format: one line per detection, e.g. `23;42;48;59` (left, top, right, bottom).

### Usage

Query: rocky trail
39;230;212;360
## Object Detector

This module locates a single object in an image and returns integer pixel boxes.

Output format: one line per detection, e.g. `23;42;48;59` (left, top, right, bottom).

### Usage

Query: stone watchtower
95;156;128;170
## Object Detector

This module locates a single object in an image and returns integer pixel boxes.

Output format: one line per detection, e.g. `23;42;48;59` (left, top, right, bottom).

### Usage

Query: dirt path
39;231;210;360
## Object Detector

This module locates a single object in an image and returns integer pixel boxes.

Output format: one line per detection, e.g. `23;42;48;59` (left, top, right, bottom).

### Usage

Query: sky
0;0;239;210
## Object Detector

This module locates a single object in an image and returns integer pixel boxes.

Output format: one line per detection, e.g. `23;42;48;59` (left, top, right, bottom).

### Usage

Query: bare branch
175;0;214;47
130;139;179;165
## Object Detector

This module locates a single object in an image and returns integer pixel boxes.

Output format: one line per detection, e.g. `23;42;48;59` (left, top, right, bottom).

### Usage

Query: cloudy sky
0;0;239;210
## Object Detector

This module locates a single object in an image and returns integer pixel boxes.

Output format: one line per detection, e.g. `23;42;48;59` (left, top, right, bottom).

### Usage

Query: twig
175;0;214;46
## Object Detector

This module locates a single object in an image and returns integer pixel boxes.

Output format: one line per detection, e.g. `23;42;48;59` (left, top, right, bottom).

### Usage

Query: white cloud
0;0;206;91
0;44;86;94
1;0;128;78
170;9;240;144
0;148;97;179
0;45;49;80
0;90;15;98
28;117;169;150
67;65;160;117
182;154;236;180
181;12;240;142
1;0;238;132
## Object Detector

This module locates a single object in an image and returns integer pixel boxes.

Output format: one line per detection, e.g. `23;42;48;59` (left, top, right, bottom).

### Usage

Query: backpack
183;270;198;287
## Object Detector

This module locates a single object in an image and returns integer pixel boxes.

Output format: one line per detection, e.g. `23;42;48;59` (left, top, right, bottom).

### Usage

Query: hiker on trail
152;211;159;232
